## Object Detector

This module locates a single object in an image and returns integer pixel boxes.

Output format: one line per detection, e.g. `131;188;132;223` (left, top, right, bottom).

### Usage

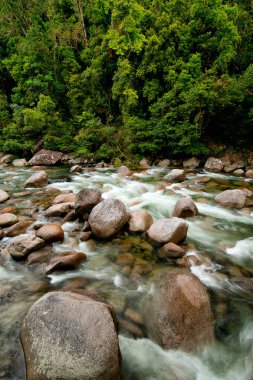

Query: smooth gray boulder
89;199;130;239
21;291;121;380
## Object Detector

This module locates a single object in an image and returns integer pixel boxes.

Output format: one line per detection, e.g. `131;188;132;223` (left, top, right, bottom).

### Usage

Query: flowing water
0;165;253;379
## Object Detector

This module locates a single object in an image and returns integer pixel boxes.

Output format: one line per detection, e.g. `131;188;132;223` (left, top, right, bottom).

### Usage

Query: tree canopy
0;0;252;160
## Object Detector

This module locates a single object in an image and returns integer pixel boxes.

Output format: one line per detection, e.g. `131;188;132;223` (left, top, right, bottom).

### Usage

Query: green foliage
0;0;253;159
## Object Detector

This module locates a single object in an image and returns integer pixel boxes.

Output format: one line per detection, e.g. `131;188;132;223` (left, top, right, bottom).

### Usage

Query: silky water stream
0;165;253;379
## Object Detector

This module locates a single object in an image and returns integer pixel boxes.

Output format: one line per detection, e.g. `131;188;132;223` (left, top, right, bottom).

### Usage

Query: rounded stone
89;199;130;239
21;291;121;380
36;224;64;243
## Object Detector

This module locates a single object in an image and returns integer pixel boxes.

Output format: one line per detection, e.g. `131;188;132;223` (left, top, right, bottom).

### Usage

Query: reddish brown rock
45;252;86;274
36;224;64;243
21;291;121;380
158;242;186;259
80;231;93;241
145;270;214;352
147;218;188;244
5;221;33;237
128;209;153;232
172;197;198;218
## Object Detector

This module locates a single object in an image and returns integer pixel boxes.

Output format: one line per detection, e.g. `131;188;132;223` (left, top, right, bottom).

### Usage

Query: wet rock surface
145;270;214;351
21;291;121;380
89;199;130;238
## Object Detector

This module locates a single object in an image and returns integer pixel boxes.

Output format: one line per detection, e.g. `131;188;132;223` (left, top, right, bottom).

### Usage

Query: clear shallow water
0;165;253;379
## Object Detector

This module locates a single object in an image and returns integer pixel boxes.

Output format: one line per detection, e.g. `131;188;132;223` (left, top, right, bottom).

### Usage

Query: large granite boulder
147;218;188;244
89;199;130;239
28;149;64;166
21;291;121;380
75;189;102;215
214;189;246;209
204;157;223;173
172;197;198;218
144;270;214;352
24;171;48;188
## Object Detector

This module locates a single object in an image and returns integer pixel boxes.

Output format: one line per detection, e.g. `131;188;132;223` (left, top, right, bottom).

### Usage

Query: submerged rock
145;270;214;352
21;291;121;380
214;189;246;209
28;149;64;166
89;199;130;239
172;197;198;218
147;218;188;244
5;220;33;237
45;252;86;274
24;171;48;188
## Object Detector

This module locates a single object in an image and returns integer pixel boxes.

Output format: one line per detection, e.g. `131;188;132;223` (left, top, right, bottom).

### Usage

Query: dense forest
0;0;253;161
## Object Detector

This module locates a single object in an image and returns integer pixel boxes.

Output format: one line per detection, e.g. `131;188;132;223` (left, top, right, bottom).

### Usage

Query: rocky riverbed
0;152;253;379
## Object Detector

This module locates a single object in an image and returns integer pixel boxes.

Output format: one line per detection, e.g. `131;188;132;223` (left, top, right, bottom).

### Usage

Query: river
0;164;253;379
